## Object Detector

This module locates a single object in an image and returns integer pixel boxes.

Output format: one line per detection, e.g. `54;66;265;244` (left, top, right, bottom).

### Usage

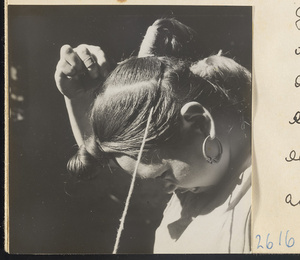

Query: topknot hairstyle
138;18;202;60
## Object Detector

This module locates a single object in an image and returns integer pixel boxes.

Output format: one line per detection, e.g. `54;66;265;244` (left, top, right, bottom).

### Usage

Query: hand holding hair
54;44;110;146
54;44;110;99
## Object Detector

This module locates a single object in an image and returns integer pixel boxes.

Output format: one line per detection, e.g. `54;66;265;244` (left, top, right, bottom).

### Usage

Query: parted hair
67;55;251;179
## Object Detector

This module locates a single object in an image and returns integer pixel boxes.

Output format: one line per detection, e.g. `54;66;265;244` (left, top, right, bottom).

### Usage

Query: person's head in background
68;53;251;193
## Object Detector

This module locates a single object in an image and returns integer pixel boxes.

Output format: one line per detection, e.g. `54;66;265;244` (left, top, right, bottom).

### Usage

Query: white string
112;107;154;254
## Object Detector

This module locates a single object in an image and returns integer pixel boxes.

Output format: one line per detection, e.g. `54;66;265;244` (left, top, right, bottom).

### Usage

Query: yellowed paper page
252;0;300;254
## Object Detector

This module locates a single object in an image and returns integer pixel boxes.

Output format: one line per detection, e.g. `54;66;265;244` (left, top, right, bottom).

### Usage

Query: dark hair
68;55;251;178
138;18;202;60
190;55;252;125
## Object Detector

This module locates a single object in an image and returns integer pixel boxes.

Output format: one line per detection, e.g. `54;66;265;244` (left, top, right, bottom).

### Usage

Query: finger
54;68;80;98
86;45;110;78
56;59;77;77
55;60;80;90
54;64;79;87
60;44;84;73
74;44;99;79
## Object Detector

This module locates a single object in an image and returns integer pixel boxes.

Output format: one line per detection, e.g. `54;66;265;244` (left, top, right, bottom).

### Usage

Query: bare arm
54;44;110;145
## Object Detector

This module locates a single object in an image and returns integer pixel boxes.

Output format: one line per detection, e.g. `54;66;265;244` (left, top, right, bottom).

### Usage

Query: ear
180;101;216;138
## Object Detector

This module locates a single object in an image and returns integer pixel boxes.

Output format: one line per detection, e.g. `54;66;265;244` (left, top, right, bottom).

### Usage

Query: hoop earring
202;135;223;164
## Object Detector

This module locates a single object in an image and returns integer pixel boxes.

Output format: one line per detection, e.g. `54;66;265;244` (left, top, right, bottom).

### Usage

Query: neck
228;122;251;175
215;116;251;181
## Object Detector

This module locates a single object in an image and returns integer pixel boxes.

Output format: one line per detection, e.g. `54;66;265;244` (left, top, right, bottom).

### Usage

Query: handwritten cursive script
295;75;300;88
296;7;300;30
289;111;300;124
285;150;300;162
285;194;300;207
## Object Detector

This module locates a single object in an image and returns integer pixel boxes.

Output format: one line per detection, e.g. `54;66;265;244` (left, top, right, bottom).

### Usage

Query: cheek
169;160;201;186
169;155;214;188
166;147;200;185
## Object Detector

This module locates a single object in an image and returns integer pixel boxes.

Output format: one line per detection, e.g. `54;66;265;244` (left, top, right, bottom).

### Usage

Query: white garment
154;167;251;254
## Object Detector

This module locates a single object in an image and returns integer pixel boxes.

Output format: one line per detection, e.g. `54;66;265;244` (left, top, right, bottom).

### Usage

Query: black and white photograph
7;5;252;254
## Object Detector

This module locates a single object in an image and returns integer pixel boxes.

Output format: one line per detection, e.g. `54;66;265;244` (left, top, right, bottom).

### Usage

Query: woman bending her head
54;18;251;253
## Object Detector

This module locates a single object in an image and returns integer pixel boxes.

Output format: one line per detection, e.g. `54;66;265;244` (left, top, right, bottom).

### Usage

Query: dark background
7;5;252;254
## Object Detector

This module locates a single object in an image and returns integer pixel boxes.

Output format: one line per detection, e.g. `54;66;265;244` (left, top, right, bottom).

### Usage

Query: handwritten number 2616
256;231;295;249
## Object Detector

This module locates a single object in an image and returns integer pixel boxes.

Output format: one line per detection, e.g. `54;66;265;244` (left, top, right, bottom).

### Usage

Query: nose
155;171;177;194
161;181;177;194
156;170;175;181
